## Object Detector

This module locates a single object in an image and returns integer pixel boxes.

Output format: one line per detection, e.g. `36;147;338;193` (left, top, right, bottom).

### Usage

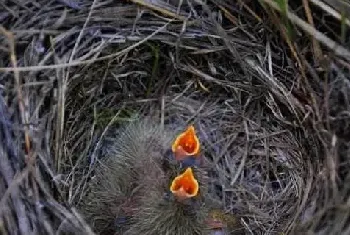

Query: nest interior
1;0;350;234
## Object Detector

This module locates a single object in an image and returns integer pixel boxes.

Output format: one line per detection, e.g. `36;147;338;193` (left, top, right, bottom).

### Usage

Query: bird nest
1;0;350;234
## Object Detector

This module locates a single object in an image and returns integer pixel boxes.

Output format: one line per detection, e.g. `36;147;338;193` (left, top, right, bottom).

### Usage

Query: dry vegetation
1;0;350;234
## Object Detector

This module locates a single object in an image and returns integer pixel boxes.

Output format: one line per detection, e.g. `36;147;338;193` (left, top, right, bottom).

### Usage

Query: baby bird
81;119;242;235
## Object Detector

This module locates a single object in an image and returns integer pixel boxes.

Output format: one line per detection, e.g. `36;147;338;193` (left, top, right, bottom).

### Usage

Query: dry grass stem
0;0;350;234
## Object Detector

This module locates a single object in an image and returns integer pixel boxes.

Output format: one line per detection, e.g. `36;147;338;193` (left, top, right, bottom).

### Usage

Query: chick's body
82;120;212;235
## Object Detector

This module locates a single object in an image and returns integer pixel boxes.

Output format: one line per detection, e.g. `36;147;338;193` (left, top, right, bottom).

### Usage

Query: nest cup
1;0;350;234
77;96;307;234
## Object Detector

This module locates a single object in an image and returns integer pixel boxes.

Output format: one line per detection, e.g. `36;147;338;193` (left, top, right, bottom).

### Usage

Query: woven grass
1;0;350;234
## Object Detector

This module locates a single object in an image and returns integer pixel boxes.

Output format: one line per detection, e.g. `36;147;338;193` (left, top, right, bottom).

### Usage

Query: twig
0;26;31;156
210;1;238;25
237;0;262;22
309;0;350;27
0;21;171;72
302;0;323;64
56;0;98;173
261;0;350;63
129;0;187;20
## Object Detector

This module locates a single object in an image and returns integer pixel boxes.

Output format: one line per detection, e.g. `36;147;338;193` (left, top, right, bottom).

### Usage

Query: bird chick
170;167;199;201
170;125;203;168
80;119;242;235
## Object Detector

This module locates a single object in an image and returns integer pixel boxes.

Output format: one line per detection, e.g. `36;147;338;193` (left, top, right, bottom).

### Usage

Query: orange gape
170;167;199;200
171;125;200;161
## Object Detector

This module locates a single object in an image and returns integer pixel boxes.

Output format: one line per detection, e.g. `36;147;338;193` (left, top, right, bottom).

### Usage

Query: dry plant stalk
0;0;349;234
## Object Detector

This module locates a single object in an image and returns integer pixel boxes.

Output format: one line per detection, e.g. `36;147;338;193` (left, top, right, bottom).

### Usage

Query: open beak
171;125;200;161
170;167;199;201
